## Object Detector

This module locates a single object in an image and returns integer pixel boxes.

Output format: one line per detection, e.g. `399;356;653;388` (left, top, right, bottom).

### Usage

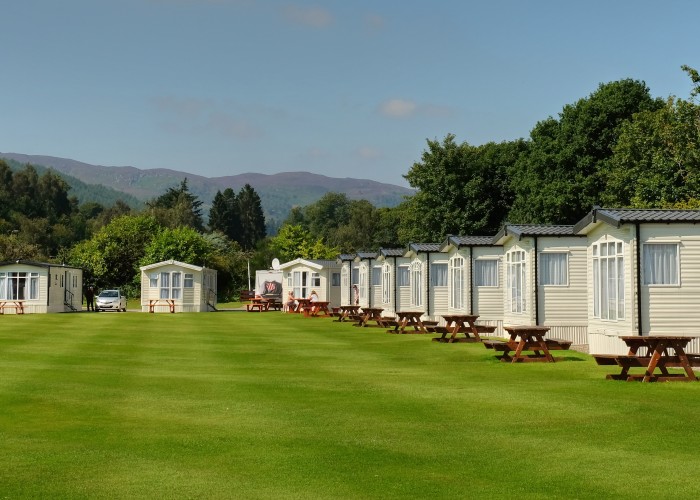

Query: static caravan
353;252;380;309
440;236;504;334
574;208;700;354
0;260;83;314
375;248;405;317
403;243;448;322
140;260;217;312
338;254;356;306
493;225;588;345
280;258;342;307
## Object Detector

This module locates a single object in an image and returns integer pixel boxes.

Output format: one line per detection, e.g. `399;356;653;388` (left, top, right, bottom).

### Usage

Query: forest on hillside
1;67;699;299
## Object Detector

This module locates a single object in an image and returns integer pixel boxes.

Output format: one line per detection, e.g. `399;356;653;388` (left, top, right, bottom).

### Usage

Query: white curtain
30;274;39;300
431;263;448;286
450;258;463;310
398;266;410;286
539;253;568;285
643;244;678;285
475;260;498;287
0;273;5;299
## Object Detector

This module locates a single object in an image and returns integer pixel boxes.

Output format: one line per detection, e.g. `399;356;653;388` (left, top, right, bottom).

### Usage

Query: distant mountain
0;153;414;227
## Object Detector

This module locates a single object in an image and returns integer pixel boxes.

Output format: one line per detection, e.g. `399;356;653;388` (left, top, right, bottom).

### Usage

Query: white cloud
378;99;418;118
281;5;333;28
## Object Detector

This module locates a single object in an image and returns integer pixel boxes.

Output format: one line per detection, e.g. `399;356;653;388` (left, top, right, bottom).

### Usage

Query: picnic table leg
467;320;482;342
512;340;527;363
448;322;459;343
643;346;664;382
677;349;699;381
536;336;554;362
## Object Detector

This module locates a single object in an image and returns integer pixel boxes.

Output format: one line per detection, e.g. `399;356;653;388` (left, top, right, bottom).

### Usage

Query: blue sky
2;0;698;187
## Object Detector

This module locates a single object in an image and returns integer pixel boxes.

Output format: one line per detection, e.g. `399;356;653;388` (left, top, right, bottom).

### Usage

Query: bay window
593;241;625;320
449;257;464;310
507;250;526;313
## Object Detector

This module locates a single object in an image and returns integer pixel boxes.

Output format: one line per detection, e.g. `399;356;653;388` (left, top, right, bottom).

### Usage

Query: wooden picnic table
304;301;331;317
335;305;361;322
388;311;434;334
483;325;571;363
354;307;386;327
292;298;311;314
0;300;24;314
246;297;269;312
430;314;495;343
148;299;175;313
593;335;700;382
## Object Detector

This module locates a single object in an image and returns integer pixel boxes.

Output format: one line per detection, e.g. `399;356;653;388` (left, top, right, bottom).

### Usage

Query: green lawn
1;312;699;499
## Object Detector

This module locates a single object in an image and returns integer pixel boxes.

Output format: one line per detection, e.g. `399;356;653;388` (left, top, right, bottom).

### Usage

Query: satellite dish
271;258;280;270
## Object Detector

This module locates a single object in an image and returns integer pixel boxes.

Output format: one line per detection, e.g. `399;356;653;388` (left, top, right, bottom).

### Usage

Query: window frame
506;250;527;314
538;252;569;287
449;256;464;310
474;258;499;288
642;242;680;287
397;265;410;287
592;240;625;321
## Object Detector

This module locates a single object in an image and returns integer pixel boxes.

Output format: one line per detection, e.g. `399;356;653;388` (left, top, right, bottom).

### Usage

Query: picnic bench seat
545;338;573;350
473;325;497;334
594;353;700;368
483;338;572;352
246;302;269;312
428;324;498;334
483;340;511;352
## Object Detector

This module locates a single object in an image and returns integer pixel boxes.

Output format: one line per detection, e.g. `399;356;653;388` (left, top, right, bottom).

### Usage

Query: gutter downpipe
368;257;373;308
425;252;432;318
636;222;643;336
534;236;539;326
468;246;474;314
392;256;398;315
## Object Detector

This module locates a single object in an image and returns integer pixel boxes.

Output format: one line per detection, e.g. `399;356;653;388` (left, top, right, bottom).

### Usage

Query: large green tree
508;79;663;224
208;188;241;240
70;214;161;293
237;184;266;250
268;224;338;262
400;135;525;242
604;95;700;207
147;178;204;231
140;226;215;268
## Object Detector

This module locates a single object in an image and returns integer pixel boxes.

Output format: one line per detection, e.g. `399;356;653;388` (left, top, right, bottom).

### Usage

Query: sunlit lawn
1;311;700;499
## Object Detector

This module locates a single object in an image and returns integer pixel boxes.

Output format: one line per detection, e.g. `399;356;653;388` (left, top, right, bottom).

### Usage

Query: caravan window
475;259;499;287
539;253;568;286
397;266;410;287
449;257;464;310
0;272;39;300
643;243;679;286
184;274;194;288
